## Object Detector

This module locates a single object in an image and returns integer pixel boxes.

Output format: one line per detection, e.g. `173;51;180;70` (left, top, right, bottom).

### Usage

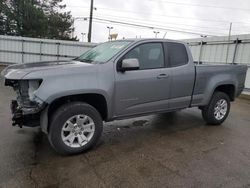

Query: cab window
123;43;164;70
164;42;188;67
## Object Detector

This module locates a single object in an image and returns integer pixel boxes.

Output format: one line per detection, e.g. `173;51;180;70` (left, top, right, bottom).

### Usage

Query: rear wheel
48;102;103;155
202;92;230;125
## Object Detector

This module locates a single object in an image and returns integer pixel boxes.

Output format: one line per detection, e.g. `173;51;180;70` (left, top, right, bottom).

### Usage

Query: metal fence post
21;39;24;63
232;38;239;64
198;41;203;64
225;22;232;64
57;43;60;60
40;41;43;61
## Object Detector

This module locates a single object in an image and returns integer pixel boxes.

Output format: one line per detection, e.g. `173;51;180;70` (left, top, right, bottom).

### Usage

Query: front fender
39;90;111;134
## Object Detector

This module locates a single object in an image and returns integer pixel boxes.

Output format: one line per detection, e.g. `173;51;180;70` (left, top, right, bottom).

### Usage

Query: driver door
114;42;172;117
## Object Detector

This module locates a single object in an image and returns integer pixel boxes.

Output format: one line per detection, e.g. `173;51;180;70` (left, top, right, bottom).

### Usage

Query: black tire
202;91;230;125
48;102;103;155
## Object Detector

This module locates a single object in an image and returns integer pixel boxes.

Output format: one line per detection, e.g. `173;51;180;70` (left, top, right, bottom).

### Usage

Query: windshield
77;41;132;63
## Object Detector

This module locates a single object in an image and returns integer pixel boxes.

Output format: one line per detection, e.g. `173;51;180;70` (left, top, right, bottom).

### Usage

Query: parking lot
0;66;250;188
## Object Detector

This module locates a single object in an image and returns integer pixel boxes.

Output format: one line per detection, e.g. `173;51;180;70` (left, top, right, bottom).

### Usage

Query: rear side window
164;42;188;67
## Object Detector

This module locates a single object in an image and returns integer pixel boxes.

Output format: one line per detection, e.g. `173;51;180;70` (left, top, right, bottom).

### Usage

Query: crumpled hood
1;60;92;80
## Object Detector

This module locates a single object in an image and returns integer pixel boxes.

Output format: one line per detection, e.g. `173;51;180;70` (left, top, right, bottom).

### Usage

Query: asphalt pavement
1;66;250;188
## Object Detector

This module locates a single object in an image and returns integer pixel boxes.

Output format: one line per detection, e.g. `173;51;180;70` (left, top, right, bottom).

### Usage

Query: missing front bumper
11;100;45;128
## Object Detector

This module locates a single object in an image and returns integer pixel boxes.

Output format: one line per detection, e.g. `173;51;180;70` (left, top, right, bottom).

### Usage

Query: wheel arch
41;93;108;134
213;84;236;101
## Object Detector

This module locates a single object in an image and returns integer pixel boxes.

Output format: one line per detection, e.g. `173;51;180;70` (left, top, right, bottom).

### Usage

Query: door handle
157;74;168;79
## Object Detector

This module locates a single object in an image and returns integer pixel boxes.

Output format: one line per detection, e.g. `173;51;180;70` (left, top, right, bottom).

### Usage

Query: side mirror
119;58;139;72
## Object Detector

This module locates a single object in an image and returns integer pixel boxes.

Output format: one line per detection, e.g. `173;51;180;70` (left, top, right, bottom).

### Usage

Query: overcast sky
63;0;250;43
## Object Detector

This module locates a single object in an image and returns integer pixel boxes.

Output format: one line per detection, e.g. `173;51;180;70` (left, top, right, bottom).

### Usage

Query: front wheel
202;92;230;125
48;102;103;155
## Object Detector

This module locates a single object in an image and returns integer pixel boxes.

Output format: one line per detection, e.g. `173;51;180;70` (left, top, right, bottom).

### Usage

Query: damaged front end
5;79;46;128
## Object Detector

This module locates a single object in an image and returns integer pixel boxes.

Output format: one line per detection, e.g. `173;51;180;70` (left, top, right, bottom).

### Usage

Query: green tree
0;0;16;35
0;0;76;40
42;0;75;40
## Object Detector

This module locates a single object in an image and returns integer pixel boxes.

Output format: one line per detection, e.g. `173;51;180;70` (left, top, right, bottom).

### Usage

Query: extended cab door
114;42;172;117
163;42;195;109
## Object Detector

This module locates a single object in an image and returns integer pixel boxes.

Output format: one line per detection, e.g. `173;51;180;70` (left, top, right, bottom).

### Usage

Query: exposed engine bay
5;79;45;127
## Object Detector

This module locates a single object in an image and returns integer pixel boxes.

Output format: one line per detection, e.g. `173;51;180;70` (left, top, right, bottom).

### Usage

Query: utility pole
88;0;94;42
225;22;232;63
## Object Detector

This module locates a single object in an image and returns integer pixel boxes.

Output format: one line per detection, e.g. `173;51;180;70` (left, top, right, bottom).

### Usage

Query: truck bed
191;64;247;106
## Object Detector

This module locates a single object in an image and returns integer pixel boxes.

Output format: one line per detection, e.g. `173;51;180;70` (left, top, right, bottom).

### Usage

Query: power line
95;13;250;33
92;17;219;36
96;7;250;25
95;13;231;31
73;16;223;36
150;0;250;12
67;5;250;25
74;15;250;37
74;12;250;33
94;15;225;36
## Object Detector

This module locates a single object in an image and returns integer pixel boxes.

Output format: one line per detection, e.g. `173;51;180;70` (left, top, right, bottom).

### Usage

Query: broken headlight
28;80;42;101
18;80;43;106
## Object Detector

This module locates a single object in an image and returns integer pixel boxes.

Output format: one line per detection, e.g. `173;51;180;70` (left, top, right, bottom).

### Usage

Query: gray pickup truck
1;39;247;155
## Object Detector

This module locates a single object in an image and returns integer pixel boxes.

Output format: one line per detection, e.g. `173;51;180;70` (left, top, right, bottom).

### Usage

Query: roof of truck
115;38;187;44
